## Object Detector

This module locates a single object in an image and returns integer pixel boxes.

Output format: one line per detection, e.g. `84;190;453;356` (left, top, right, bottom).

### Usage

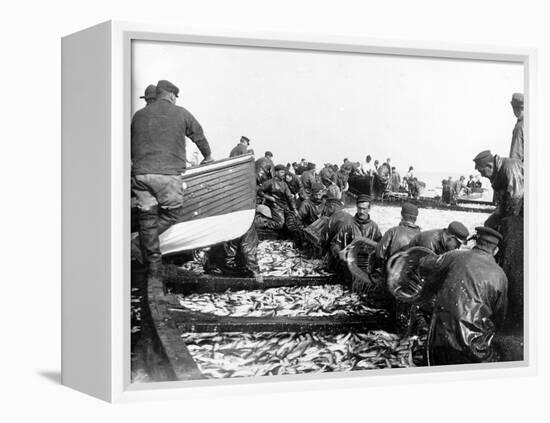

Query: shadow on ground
38;370;61;384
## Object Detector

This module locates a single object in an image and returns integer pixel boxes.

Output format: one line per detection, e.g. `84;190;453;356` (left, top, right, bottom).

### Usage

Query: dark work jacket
330;214;382;258
490;155;524;218
131;99;210;175
298;199;325;227
409;229;449;255
255;157;274;178
257;177;297;211
375;220;421;263
419;248;508;365
321;198;344;218
229;143;249;157
286;174;305;198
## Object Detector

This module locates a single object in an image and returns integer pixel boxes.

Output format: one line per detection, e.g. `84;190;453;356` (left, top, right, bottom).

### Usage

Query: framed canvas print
61;21;537;402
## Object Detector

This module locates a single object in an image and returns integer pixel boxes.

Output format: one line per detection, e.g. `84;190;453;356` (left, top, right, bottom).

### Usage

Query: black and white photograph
129;39;525;383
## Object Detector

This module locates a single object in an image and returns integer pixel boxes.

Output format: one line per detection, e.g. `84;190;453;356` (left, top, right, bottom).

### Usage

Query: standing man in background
139;84;157;106
131;79;213;280
509;93;524;162
230;136;251;157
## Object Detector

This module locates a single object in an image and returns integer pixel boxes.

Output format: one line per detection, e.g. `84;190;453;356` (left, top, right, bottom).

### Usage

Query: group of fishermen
131;80;525;367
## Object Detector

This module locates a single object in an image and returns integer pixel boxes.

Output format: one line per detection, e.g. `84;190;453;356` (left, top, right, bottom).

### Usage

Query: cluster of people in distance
131;79;525;367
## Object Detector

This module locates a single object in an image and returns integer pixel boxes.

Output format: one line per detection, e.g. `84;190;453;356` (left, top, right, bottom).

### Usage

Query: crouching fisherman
256;164;299;231
329;195;382;272
286;182;326;248
204;224;260;278
408;221;469;254
374;203;421;271
417;227;508;365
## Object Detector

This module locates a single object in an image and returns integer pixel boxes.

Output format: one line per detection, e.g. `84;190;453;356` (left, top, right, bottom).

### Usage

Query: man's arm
374;228;393;261
182;109;212;161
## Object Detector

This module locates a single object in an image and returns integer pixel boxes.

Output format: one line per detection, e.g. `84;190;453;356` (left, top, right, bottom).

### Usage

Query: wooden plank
168;309;392;333
180;184;253;214
163;266;339;294
183;164;253;187
147;275;205;381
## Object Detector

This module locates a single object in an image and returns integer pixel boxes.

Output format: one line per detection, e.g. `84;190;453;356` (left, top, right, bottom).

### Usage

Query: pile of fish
176;285;386;318
257;240;331;277
177;240;332;277
182;331;426;378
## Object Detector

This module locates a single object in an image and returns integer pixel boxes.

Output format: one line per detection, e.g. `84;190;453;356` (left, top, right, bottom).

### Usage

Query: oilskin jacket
375;220;421;263
286;174;306;198
257;177;297;212
419;248;508;365
298;198;325;227
131;99;211;175
321;198;344;218
490;154;524;218
330;214;382;259
255;157;274;178
509;116;524;162
408;229;449;255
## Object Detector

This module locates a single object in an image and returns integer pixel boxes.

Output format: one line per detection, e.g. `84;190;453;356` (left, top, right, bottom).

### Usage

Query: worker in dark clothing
257;164;298;230
330;195;382;271
509;93;524;162
473;150;524;229
131;79;212;279
374;203;421;269
301;162;321;199
298;182;326;226
322;185;344;218
418;226;508;365
284;171;306;200
255;151;274;184
295;158;308;175
319;164;337;187
408;221;469;254
139;84;157;105
229;136;251;157
474;149;524;336
204;224;260;277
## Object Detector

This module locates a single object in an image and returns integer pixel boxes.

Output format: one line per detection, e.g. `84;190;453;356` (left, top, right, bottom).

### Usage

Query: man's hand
201;155;214;164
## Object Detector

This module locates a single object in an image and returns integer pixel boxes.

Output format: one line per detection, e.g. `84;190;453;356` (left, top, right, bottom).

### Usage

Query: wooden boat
131;154;257;256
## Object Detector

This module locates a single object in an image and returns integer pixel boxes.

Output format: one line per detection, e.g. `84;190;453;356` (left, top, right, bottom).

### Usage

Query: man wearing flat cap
139;84;157;105
418;226;509;365
131;79;213;279
230;136;252;158
374;203;421;269
256;164;298;231
409;221;469;255
330;195;382;271
509;92;524;162
473;149;523;227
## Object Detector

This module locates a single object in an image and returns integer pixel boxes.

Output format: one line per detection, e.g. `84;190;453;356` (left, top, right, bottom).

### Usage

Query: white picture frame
61;20;537;403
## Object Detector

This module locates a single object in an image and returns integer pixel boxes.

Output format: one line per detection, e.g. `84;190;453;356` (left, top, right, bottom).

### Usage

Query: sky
132;40;523;175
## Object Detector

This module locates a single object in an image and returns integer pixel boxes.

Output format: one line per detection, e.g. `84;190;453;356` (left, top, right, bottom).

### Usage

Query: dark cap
447;221;469;241
307;162;316;170
274;164;286;172
475;226;503;245
356;194;372;204
240;136;250;144
156;80;179;97
511;92;524;105
401;203;419;217
140;84;157;100
265;151;273;157
311;182;325;193
473;150;493;167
